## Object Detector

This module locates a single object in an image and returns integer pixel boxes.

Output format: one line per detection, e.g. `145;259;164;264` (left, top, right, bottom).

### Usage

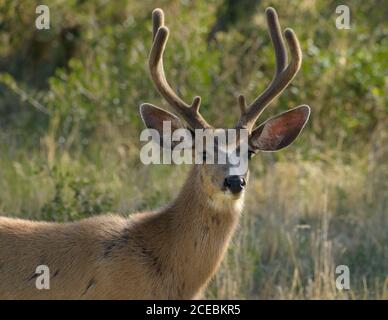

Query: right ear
249;105;310;152
140;103;190;149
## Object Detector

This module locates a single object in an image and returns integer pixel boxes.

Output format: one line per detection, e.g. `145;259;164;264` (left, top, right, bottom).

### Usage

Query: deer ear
249;105;310;152
140;103;191;149
140;103;185;132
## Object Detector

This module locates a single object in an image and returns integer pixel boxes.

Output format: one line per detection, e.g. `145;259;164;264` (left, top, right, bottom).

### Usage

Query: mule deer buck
0;7;310;299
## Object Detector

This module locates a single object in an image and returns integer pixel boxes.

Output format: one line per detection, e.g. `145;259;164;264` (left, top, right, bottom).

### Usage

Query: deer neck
160;165;244;297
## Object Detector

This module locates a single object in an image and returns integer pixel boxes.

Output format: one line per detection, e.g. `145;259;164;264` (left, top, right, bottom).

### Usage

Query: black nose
224;176;246;194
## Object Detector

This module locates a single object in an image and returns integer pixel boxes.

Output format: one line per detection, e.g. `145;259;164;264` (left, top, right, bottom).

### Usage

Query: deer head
140;7;310;202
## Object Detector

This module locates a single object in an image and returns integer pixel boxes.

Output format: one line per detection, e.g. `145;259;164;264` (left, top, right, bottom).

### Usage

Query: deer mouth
222;188;245;200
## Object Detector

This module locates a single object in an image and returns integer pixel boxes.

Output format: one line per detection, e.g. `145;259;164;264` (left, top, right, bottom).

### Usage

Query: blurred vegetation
0;0;387;299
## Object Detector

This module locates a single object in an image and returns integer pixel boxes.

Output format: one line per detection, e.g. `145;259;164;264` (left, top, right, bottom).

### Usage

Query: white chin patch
207;191;245;212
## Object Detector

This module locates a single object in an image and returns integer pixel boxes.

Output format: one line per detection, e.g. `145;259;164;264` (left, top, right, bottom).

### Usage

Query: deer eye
248;150;256;160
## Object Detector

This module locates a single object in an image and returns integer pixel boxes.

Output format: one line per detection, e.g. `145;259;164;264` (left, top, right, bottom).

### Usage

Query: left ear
249;105;310;152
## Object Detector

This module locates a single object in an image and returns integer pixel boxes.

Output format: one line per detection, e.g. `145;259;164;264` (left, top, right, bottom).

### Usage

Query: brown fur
0;165;243;299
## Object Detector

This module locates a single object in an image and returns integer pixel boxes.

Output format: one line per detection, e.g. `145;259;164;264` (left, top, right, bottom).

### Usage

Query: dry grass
208;151;387;299
0;135;387;299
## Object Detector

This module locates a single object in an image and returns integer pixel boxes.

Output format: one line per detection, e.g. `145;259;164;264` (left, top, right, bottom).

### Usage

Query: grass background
0;0;387;299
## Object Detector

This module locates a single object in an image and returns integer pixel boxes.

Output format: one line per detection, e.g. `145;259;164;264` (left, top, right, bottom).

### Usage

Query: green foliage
0;0;386;152
41;165;114;222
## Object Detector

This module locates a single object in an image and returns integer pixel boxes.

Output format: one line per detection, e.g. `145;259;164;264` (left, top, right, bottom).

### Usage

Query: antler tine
148;8;212;129
237;7;302;132
152;8;164;41
266;7;287;75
